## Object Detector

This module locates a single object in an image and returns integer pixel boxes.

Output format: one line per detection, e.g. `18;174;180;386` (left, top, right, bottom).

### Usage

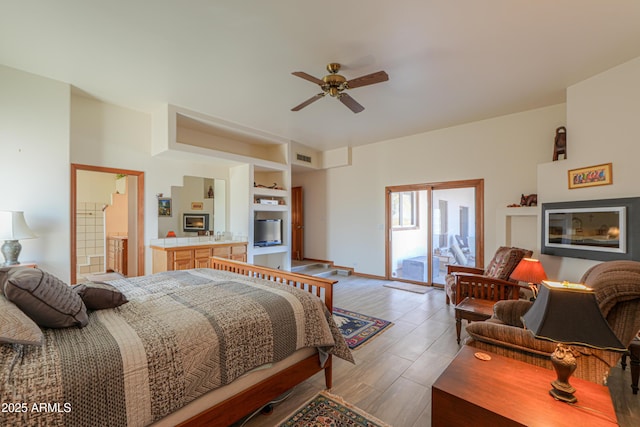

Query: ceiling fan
291;63;389;113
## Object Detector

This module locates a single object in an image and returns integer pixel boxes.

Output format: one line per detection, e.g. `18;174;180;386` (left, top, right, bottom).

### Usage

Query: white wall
70;94;231;274
6;54;639;281
295;104;566;276
0;65;71;280
537;56;640;281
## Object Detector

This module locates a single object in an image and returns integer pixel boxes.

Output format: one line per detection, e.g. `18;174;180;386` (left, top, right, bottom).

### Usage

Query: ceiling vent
296;153;312;163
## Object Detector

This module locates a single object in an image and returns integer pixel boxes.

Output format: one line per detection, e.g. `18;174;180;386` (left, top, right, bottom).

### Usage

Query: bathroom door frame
70;163;145;284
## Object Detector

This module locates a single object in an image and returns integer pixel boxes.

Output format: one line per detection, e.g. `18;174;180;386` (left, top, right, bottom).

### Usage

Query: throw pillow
74;282;128;310
0;294;43;346
0;266;11;296
4;268;89;328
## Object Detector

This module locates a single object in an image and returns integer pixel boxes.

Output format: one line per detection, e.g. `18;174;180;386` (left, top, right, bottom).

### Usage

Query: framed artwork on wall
568;163;613;189
158;198;172;217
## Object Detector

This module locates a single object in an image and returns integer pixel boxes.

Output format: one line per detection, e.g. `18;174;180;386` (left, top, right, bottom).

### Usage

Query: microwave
183;213;209;232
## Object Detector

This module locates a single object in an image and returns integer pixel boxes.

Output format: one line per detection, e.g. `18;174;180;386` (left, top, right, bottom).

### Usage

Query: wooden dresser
151;242;247;273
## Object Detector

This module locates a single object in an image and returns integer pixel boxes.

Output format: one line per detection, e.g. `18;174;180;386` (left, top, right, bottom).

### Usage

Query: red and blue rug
277;391;392;427
333;307;393;350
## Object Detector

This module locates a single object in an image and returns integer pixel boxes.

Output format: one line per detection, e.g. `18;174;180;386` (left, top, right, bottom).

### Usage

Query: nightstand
2;262;37;270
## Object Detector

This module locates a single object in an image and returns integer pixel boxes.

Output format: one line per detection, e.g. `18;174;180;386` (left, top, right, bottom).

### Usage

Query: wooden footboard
177;258;338;426
210;257;336;311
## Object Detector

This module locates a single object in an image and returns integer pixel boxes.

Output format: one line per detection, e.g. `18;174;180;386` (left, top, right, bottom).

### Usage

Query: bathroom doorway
70;164;144;285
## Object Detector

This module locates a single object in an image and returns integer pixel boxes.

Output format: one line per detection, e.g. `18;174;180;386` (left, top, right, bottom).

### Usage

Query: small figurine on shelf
520;194;538;207
207;185;214;198
553;126;567;161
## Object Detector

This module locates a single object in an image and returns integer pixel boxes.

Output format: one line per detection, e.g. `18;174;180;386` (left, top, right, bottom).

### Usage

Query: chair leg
630;343;640;395
455;315;462;344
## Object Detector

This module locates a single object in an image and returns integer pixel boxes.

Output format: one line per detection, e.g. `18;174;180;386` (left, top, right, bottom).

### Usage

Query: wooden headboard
209;257;336;311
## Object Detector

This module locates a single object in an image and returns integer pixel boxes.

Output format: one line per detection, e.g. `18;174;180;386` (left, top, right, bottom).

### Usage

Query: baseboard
352;272;385;280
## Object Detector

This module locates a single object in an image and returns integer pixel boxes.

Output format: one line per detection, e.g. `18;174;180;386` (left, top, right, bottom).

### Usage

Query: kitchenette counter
150;238;247;272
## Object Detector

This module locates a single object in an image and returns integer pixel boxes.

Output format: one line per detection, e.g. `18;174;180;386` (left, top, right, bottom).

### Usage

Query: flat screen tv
254;219;282;247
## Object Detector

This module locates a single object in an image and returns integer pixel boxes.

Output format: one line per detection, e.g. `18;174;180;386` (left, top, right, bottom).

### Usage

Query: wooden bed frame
178;257;338;426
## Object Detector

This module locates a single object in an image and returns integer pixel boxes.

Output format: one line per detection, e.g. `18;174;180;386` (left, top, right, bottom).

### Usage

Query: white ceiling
2;1;640;152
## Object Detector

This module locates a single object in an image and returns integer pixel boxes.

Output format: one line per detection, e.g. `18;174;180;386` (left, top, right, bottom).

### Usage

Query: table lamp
0;211;37;266
510;258;547;299
521;280;626;403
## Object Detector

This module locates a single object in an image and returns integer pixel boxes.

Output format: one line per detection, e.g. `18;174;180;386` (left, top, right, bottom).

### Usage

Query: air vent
296;153;312;163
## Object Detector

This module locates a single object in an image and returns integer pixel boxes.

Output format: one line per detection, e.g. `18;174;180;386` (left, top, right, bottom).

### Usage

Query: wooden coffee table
432;346;618;426
454;297;495;344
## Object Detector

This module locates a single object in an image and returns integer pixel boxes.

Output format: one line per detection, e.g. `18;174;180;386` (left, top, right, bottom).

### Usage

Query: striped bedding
1;269;353;427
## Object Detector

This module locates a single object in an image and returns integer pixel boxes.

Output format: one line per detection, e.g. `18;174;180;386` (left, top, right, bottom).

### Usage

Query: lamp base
550;343;578;403
1;240;22;266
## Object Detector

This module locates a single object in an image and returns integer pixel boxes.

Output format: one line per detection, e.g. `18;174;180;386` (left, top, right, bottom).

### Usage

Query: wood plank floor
243;275;640;427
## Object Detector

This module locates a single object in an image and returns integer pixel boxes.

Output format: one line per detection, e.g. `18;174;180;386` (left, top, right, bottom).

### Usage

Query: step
291;262;351;278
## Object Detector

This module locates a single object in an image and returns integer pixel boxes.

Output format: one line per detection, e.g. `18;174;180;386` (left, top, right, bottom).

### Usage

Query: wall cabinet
151;242;247;273
107;236;128;276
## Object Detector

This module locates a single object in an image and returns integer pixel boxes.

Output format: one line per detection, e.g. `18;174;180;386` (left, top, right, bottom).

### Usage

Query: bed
1;257;353;427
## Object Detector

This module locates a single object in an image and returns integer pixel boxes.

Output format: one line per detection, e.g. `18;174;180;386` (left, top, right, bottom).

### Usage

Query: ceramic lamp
0;211;37;266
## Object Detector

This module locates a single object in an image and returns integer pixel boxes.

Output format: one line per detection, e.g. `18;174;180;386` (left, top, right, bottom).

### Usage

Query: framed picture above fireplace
541;197;640;261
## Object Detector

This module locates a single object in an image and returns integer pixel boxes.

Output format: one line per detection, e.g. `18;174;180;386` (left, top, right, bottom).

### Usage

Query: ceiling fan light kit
291;62;388;113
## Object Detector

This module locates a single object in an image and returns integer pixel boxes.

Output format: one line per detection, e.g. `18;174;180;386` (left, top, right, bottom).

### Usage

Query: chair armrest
447;265;484;275
466;322;557;356
493;300;533;327
454;273;526;305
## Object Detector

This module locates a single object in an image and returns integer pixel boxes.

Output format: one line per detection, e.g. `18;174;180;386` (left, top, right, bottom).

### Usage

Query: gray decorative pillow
0;294;43;345
74;282;128;310
4;268;89;328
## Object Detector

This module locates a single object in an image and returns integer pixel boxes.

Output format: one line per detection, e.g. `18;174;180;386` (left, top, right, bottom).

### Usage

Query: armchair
445;246;533;305
465;260;640;385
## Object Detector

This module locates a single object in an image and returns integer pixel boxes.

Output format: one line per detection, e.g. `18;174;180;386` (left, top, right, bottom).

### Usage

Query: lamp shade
522;280;626;351
510;258;547;284
0;211;37;240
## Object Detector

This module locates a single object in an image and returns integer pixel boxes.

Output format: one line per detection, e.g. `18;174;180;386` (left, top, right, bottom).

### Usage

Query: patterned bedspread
1;269;353;427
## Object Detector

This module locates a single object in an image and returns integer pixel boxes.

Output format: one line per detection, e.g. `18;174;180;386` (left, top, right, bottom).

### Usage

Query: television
254;219;282;247
183;213;209;232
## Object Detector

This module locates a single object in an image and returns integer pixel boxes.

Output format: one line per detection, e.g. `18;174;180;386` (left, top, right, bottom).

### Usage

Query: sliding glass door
386;180;483;286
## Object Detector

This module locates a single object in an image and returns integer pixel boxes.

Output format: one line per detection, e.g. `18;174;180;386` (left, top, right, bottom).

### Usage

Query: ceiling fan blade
291;93;325;111
339;93;365;113
346;70;389;89
292;71;325;86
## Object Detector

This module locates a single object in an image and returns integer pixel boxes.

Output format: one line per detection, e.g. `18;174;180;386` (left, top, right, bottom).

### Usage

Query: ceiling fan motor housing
322;73;347;96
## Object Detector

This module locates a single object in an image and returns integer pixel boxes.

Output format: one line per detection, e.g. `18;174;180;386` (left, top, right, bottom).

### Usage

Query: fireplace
541;197;640;261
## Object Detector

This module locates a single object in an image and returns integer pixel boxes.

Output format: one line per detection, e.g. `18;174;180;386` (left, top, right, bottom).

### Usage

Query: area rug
277;391;392;427
333;307;393;349
383;280;432;294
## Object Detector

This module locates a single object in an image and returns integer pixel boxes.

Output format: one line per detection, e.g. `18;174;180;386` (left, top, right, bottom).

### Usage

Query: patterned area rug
333;307;393;349
277;391;392;427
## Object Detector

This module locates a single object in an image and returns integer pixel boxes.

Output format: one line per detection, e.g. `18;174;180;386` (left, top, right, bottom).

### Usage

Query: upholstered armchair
445;246;533;305
465;260;640;385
